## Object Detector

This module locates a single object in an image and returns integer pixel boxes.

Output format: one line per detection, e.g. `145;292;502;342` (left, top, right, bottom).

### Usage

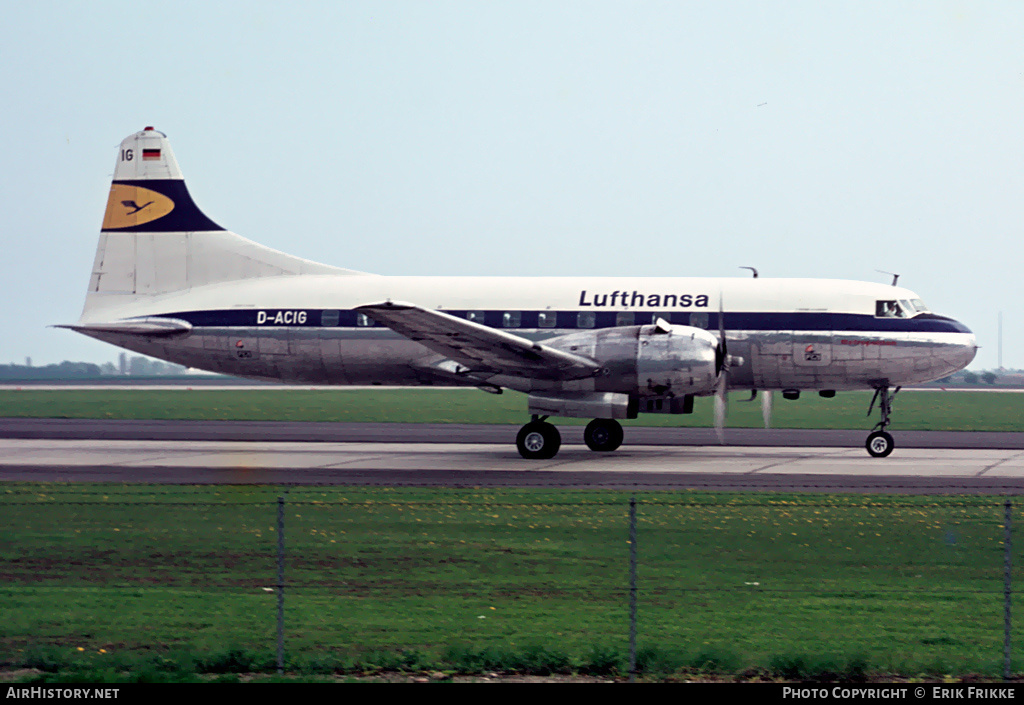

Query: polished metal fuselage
85;322;976;396
77;274;977;399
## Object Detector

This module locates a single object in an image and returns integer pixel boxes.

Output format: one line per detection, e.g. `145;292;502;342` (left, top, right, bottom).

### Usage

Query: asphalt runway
5;417;1024;447
3;418;1024;492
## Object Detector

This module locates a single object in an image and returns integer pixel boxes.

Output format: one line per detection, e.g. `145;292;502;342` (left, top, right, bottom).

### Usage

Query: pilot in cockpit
876;300;904;318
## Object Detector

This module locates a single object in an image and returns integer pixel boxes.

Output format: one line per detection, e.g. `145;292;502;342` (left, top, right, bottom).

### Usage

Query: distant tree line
0;361;103;380
0;357;187;380
962;371;998;385
123;357;187;376
934;370;1003;385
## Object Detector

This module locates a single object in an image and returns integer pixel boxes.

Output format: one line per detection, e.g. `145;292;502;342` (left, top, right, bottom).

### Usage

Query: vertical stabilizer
83;127;363;321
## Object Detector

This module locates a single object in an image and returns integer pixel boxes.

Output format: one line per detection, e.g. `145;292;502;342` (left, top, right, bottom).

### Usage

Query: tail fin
83;127;364;319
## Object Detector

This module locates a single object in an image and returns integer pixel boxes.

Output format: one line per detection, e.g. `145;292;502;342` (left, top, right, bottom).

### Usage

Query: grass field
3;388;1022;681
2;484;1021;681
1;388;1023;431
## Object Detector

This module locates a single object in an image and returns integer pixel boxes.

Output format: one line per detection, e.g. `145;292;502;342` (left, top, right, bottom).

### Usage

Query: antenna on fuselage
876;270;900;286
739;266;759;278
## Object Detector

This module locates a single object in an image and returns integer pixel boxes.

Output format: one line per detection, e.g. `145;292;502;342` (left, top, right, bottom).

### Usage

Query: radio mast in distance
998;311;1003;370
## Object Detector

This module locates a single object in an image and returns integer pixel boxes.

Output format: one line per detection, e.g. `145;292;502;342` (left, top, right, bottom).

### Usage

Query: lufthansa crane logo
101;184;174;229
121;200;154;215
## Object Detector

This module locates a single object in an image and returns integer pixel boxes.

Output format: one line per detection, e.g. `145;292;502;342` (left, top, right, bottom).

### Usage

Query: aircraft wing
355;301;601;381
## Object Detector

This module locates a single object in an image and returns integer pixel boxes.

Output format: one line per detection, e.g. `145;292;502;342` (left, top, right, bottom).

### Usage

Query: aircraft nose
961;336;978;366
949;323;978;370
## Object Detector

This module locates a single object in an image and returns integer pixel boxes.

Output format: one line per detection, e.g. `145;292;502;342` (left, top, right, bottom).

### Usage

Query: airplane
61;127;978;460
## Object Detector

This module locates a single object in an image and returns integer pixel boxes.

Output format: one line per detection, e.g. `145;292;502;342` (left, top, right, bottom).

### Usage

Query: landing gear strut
516;415;561;459
865;385;900;457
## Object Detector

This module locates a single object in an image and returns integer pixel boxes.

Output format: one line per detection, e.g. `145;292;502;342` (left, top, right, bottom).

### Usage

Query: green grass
1;484;1020;679
1;388;1022;431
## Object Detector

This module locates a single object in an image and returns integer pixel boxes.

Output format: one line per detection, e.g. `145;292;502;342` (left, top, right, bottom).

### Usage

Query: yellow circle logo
101;184;175;230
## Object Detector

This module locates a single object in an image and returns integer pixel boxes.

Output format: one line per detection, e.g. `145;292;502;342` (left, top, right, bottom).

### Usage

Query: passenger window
502;312;521;328
577;311;596;329
689;312;709;329
320;310;340;327
356;313;375;327
615;312;635;326
466;311;485;324
538;311;557;328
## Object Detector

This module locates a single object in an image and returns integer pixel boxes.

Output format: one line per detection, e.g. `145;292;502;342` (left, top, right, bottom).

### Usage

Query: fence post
277;494;286;676
628;494;638;683
1004;499;1012;682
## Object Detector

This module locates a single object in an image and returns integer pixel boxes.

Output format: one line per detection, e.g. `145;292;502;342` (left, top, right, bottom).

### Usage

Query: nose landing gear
865;385;900;457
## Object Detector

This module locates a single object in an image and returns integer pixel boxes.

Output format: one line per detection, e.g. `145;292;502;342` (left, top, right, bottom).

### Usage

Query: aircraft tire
517;421;561;460
584;418;624;452
866;431;895;458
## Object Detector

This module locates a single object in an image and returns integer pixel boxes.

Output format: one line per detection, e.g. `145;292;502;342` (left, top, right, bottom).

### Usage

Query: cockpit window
875;300;909;318
875;298;930;317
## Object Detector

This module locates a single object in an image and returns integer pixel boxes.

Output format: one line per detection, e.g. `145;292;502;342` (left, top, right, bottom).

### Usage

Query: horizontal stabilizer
56;317;193;337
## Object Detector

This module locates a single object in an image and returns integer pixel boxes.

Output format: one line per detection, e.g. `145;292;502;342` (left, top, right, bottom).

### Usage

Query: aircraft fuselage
79;274;976;395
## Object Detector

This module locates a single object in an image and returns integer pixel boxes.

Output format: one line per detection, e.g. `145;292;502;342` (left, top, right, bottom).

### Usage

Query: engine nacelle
539;319;721;400
635;321;720;397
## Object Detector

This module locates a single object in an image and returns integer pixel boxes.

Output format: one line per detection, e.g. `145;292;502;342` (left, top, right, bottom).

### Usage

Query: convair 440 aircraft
64;128;978;459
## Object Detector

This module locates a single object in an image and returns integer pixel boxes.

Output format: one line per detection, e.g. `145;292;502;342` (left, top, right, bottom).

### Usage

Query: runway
3;418;1024;492
5;417;1024;448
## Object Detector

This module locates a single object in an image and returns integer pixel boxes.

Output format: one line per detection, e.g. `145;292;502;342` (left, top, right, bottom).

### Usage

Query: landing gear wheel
866;431;894;458
865;385;900;458
584;419;624;452
516;422;561;459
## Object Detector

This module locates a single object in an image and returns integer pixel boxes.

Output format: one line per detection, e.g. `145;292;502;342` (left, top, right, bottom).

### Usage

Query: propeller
713;295;752;443
741;389;775;430
714;371;728;444
714;296;729;444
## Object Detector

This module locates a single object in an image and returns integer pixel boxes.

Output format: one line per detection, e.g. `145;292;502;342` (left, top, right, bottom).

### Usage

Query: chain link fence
1;486;1020;679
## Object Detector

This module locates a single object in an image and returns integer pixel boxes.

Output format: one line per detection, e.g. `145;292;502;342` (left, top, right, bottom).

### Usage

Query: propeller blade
717;294;727;357
714;374;728;444
714;293;729;444
761;390;773;429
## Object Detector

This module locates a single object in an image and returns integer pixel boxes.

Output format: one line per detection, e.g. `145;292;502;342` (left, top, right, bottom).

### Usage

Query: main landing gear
865;385;901;458
515;416;625;459
584;418;624;452
516;416;561;459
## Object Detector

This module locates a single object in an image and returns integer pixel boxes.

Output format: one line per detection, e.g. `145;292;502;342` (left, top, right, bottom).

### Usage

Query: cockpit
875;298;929;319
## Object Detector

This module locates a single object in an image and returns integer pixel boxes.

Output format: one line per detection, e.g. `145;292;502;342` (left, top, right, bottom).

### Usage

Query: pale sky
2;1;1021;368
